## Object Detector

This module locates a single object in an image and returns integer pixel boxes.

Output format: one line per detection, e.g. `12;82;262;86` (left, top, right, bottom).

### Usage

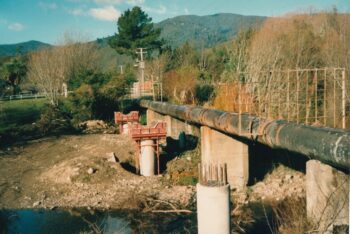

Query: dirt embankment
0;133;194;210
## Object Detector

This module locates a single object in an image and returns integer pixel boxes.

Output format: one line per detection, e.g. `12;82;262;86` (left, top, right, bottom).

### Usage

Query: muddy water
0;209;197;233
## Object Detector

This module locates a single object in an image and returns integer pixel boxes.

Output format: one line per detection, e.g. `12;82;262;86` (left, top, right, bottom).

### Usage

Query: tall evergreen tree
6;57;27;94
108;7;163;58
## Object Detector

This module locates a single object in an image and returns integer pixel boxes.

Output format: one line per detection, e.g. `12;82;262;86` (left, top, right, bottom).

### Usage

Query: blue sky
0;0;349;44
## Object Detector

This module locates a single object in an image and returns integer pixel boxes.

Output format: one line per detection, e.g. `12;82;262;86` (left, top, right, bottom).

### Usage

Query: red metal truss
129;122;167;175
114;111;139;125
130;122;167;140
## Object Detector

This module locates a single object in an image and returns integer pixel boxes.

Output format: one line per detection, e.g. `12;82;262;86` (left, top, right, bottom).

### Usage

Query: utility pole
136;48;146;96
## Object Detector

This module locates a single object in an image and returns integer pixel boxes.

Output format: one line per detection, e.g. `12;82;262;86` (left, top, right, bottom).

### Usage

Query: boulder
106;152;119;163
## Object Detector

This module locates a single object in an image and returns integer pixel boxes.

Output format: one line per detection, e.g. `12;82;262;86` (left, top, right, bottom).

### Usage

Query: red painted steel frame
130;122;167;175
114;111;139;133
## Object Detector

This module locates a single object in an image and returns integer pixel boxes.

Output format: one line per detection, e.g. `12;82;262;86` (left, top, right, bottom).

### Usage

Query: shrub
195;84;215;105
36;104;72;135
68;84;95;125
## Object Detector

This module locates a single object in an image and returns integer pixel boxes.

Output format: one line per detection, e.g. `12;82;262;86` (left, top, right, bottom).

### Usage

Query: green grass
0;98;47;135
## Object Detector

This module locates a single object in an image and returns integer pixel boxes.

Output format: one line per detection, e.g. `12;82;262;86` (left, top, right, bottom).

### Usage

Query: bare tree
27;33;97;106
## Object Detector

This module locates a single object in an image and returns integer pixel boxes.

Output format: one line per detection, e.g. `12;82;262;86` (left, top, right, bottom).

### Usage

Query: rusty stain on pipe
139;100;350;170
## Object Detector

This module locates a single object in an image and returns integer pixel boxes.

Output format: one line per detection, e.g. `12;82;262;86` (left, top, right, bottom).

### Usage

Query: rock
33;201;41;207
80;120;108;133
186;156;191;161
106;152;119;163
284;174;293;181
87;168;96;174
73;167;79;172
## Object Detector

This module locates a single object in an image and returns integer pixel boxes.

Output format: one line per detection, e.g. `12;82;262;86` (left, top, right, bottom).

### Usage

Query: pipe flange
257;119;274;142
198;109;208;124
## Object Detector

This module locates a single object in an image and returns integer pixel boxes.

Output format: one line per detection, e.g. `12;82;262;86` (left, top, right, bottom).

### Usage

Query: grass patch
0;99;47;145
0;99;46;131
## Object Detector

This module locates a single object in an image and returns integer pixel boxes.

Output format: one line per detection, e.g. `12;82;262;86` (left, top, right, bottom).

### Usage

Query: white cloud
38;2;57;10
89;5;121;21
94;0;123;5
8;22;25;31
126;0;145;5
68;8;86;16
144;4;167;14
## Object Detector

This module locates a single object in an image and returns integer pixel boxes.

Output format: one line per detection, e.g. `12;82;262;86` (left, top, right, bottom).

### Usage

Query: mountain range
0;40;50;57
0;13;266;56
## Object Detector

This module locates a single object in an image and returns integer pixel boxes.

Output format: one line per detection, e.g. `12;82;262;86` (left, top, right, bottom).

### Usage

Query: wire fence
215;68;349;129
127;81;163;101
0;93;46;101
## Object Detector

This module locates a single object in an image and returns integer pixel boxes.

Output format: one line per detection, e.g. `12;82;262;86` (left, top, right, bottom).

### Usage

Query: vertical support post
267;72;272;119
140;139;155;176
306;71;309;124
258;78;261;117
278;72;281;119
238;81;242;134
200;126;248;190
156;138;160;175
197;163;230;234
315;69;318;123
297;70;300;124
333;68;336;128
341;69;346;129
135;140;140;174
324;69;327;126
287;70;290;121
306;160;349;233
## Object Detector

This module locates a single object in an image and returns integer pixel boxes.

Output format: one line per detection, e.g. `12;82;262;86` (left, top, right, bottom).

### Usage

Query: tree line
0;7;348;130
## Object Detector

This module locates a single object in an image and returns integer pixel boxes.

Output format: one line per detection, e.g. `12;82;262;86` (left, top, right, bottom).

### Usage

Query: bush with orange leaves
213;82;254;113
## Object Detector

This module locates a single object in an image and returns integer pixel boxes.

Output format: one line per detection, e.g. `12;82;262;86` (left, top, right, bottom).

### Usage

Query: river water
0;208;196;233
0;202;275;233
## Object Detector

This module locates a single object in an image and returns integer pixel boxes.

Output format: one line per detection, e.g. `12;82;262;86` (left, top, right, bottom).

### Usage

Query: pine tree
109;7;163;58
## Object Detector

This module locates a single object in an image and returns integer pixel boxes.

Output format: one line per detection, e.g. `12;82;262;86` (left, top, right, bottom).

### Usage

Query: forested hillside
157;13;265;48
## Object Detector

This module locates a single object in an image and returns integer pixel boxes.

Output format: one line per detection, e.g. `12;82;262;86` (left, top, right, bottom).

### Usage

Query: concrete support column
122;123;129;135
140;140;155;176
200;126;249;190
197;183;230;234
306;160;349;233
165;115;172;137
146;109;164;126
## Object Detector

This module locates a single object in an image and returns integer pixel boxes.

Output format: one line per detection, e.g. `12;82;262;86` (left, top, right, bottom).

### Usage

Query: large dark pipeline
139;100;350;170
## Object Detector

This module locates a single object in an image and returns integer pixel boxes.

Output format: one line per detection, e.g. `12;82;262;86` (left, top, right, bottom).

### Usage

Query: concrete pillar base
201;126;249;190
197;183;230;234
140;140;155;176
122;124;129;135
306;160;349;233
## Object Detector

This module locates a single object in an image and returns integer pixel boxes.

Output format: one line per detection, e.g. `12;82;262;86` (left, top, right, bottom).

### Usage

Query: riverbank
0;132;308;233
0;134;195;211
